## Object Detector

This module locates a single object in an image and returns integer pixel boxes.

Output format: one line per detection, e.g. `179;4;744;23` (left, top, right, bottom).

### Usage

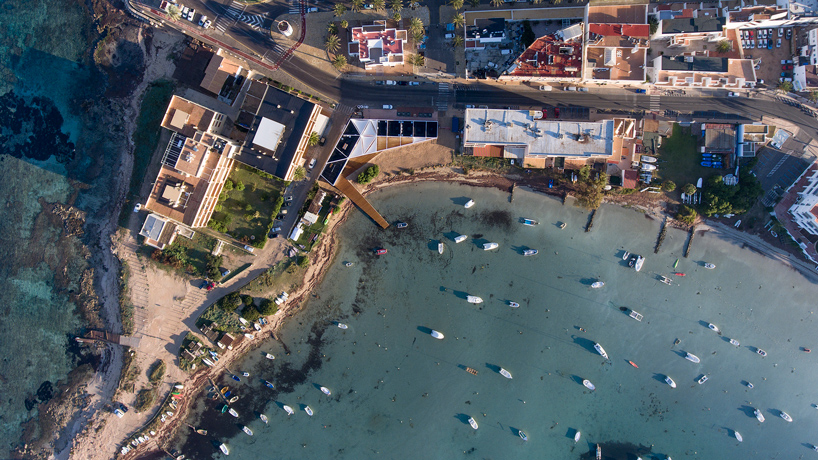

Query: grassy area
173;232;218;275
196;301;244;333
243;258;305;296
656;124;711;189
294;195;334;251
209;164;286;246
119;80;175;227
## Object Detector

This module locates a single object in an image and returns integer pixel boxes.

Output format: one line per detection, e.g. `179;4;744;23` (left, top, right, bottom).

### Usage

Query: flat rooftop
161;95;215;138
464;109;614;159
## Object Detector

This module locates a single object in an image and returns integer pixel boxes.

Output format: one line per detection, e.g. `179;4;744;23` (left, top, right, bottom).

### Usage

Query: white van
565;86;578;91
444;33;455;39
538;85;552;91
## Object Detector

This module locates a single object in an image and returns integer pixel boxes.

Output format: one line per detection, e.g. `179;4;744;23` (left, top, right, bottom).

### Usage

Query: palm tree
453;35;464;47
166;4;181;21
410;54;425;67
351;0;364;12
716;40;732;53
392;11;401;21
390;0;403;13
452;12;465;29
449;0;464;9
293;166;307;181
333;55;348;70
409;17;424;35
490;0;503;7
341;19;349;29
327;23;338;34
334;3;347;16
372;0;385;10
468;0;480;6
325;34;341;54
308;132;320;147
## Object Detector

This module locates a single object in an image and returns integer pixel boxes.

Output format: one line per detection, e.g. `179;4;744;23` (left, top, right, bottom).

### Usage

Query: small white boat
464;199;475;208
483;242;499;250
780;411;793;422
634;256;645;272
454;234;468;243
438;243;444;254
697;374;708;384
260;413;268;424
253;322;261;331
175;384;184;389
467;295;483;304
519;430;528;441
641;163;657;171
591;281;604;288
344;262;353;267
396;222;408;229
708;323;720;333
242;425;253;436
202;358;214;367
265;353;275;360
283;405;295;415
583;379;595;391
244;333;254;339
229;408;239;417
431;330;444;339
594;343;609;360
219;443;229;455
685;352;700;363
704;263;716;269
337;323;349;329
746;382;754;389
622;251;630;260
757;348;767;357
468;416;479;430
641;155;657;163
665;376;677;388
508;301;520;308
523;249;538;256
239;317;249;325
321;386;332;396
521;218;539;226
499;368;513;379
754;409;764;422
574;431;581;442
305;406;314;416
729;338;740;346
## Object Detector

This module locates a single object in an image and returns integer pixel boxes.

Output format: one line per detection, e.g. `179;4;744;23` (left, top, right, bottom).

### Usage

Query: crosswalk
224;0;243;18
436;83;450;112
289;0;301;14
335;103;355;117
649;95;660;112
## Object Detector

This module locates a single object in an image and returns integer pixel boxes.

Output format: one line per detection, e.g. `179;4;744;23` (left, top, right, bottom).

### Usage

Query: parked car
444;33;455;38
383;104;393;109
778;28;784;37
198;15;208;26
553;107;560;117
119;403;129;413
635;88;646;93
309;158;317;169
284;195;293;202
242;245;255;253
219;267;231;277
777;38;781;48
385;80;397;85
271;227;282;233
307;7;318;12
356;104;369;109
203;19;211;29
538;85;552;91
727;91;740;97
397;81;408;86
409;81;420;86
187;8;195;21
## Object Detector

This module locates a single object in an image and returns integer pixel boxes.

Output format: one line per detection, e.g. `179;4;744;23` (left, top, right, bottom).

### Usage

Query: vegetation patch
134;387;156;413
179;333;210;372
147;360;166;386
701;162;763;216
294;195;336;252
149;232;218;277
573;165;609;209
357;165;380;184
655;124;711;188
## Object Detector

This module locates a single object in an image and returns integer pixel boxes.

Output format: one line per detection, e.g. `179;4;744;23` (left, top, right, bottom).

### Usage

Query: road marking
649;95;660;112
240;13;267;30
767;154;790;177
436;83;450;111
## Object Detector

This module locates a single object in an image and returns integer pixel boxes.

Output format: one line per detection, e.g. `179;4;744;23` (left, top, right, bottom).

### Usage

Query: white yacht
523;249;538;256
229;408;239;417
708;323;720;333
729;338;740;346
757;348;767;357
242;425;253;436
337;323;349;329
431;330;444;339
283;405;295;415
735;431;742;442
508;301;520;308
519;430;528;441
704;263;716;269
583;379;596;391
265;353;275;360
454;234;468;243
320;386;332;396
754;409;764;422
641;163;657;171
464;199;475;208
697;374;708;384
780;411;793;422
594;343;609;360
685;352;700;363
634;256;645;272
641;155;657;163
574;431;581;442
665;376;677;388
260;414;268;424
468;417;479;430
483;242;499;250
305;406;313;416
499;368;513;379
219;443;230;455
467;295;483;304
591;281;604;288
438;242;444;254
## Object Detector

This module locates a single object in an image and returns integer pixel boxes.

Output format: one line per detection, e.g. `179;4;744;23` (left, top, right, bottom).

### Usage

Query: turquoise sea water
183;182;818;459
0;0;121;454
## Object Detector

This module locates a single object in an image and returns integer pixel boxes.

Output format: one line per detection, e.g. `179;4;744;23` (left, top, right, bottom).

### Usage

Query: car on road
356;104;368;109
538;85;552;91
375;81;384;85
634;88;646;93
284;195;293;202
383;104;393;109
409;81;420;86
282;201;292;207
553;107;560;117
187;8;195;21
242;245;255;253
385;80;396;85
309;158;317;169
307;7;318;12
727;91;741;97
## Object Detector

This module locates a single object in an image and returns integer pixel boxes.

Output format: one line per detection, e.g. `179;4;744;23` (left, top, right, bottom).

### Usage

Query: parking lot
752;145;810;206
737;26;794;85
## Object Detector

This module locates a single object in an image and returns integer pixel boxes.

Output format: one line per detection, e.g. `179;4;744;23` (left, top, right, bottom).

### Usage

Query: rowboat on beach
499;368;513;379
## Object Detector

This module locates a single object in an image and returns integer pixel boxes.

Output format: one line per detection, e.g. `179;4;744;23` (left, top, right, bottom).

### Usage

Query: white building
789;165;818;235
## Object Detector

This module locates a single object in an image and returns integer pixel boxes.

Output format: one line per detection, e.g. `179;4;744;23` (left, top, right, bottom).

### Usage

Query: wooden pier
332;177;389;229
76;330;141;348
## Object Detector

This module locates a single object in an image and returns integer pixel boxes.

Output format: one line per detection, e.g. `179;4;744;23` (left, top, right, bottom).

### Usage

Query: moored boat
242;372;250;377
454;234;468;243
559;222;567;229
464;199;475;208
674;272;685;276
519;430;528;441
202;358;214;367
467;295;483;304
729;338;740;346
628;360;639;368
704;263;716;269
337;323;349;329
230;374;241;382
665;376;677;388
438;243;444;254
591;281;604;288
229;396;239;403
265;353;275;360
174;384;184;389
264;380;275;389
321;386;332;396
521;218;539;226
508;301;520;308
344;262;353;267
468;416;479;430
641;154;657;163
757;348;767;357
396;222;408;229
641;163;657;171
780;411;793;422
260;413;268;424
219;443;229;455
754;409;764;422
431;330;444;339
583;379;595;391
697;374;708;384
622;251;631;260
305;406;314;416
499;368;513;379
229;408;239;417
244;333;254;339
634;255;645;272
283;405;295;415
523;249;538;256
708;323;720;333
685;352;700;363
574;431;581;442
375;248;387;255
596;444;601;460
483;242;499;250
242;425;253;436
594;343;609;360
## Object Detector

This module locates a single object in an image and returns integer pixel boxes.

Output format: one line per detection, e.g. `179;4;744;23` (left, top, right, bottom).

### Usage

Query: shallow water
194;182;818;459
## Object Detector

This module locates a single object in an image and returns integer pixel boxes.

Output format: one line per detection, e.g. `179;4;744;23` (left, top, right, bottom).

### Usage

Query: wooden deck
332;177;389;229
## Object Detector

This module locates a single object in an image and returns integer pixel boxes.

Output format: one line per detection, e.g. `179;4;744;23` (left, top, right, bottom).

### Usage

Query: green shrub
298;255;309;268
236;181;245;191
242;295;254;306
148;360;165;386
357;165;380;184
661;180;676;192
219;292;242;312
241;305;260;322
258;298;278;316
134;388;156;413
223;179;234;191
676;205;698;224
